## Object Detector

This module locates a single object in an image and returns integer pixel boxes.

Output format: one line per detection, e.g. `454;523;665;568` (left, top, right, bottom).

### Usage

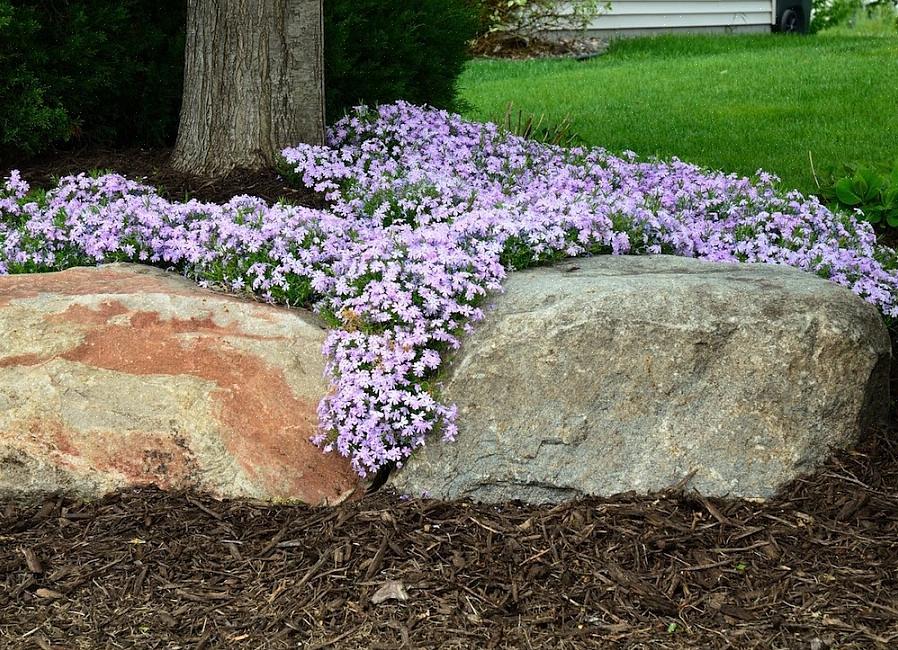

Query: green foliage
324;0;479;120
45;0;186;147
0;0;185;160
3;0;480;159
812;0;898;34
0;2;69;156
819;160;898;228
811;0;863;33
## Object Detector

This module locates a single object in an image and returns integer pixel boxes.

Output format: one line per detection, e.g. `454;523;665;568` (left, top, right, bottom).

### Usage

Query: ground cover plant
3;102;898;477
459;33;898;197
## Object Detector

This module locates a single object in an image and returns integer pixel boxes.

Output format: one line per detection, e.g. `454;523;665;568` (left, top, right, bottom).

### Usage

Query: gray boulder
391;256;890;503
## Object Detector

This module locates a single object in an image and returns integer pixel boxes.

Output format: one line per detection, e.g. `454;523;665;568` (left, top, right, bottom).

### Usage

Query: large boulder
0;264;359;504
391;256;891;503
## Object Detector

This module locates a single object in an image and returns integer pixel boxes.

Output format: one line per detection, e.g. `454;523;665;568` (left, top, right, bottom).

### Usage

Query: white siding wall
548;0;775;35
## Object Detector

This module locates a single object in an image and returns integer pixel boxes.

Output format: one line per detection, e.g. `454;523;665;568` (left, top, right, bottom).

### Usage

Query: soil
471;33;608;60
2;426;897;649
5;147;324;207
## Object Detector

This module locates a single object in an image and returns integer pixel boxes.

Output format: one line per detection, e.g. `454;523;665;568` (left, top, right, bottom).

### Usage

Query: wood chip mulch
470;34;608;61
5;147;324;207
2;427;898;649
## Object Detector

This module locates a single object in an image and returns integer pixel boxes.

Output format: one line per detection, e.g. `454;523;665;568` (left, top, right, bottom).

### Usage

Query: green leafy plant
812;0;898;33
467;0;609;55
324;0;479;120
0;2;69;157
0;0;185;160
2;0;481;159
819;159;898;228
811;0;863;33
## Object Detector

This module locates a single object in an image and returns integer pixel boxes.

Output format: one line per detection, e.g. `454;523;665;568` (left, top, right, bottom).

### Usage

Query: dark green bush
2;0;478;159
324;0;479;120
464;0;495;36
0;2;69;157
43;0;186;146
0;0;184;160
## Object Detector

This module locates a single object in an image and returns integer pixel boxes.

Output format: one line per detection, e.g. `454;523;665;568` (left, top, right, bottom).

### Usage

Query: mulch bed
5;147;324;207
2;428;897;649
471;34;608;60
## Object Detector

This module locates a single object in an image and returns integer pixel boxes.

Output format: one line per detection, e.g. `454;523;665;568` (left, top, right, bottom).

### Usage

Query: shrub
468;0;608;56
0;2;69;157
481;0;605;36
43;0;186;147
812;0;898;33
2;1;481;157
0;0;185;160
811;0;862;32
323;0;479;120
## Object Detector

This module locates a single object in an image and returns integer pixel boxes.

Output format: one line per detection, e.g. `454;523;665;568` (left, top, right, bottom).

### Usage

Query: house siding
547;0;775;36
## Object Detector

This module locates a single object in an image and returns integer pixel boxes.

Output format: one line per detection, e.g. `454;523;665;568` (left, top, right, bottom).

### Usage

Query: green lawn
458;33;898;197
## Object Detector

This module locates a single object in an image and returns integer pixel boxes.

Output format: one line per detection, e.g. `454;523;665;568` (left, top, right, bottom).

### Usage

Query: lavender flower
3;102;897;476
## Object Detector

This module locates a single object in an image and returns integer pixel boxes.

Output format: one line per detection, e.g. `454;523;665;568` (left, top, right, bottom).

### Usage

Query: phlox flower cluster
3;102;898;477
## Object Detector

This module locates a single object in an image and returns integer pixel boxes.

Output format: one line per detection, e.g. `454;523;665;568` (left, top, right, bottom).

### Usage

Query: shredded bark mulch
2;428;897;649
4;147;324;207
471;33;608;60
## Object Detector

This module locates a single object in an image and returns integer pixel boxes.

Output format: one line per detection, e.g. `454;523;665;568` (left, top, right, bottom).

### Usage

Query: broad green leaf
834;178;862;206
884;187;898;206
857;168;882;201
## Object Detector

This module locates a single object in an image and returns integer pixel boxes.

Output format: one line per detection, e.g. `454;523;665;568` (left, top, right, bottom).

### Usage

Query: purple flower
3;101;898;477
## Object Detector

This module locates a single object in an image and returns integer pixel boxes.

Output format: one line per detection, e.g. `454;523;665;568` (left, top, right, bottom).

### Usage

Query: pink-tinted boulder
0;263;359;504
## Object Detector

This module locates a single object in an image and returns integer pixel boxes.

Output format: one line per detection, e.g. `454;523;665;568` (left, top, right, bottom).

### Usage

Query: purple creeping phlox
3;102;898;476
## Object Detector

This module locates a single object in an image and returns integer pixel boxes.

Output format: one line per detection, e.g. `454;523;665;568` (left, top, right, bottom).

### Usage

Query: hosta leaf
834;178;862;206
857;168;883;201
884;187;898;207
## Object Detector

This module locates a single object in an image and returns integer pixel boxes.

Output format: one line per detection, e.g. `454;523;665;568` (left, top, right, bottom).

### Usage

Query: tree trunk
171;0;324;177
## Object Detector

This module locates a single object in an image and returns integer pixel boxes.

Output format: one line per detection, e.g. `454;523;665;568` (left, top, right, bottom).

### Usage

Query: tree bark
171;0;325;177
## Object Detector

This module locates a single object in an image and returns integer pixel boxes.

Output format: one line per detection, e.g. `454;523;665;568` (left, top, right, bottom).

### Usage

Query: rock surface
0;264;359;504
391;256;891;503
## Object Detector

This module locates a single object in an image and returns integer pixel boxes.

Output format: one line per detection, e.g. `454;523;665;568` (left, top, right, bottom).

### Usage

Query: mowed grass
458;34;898;196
